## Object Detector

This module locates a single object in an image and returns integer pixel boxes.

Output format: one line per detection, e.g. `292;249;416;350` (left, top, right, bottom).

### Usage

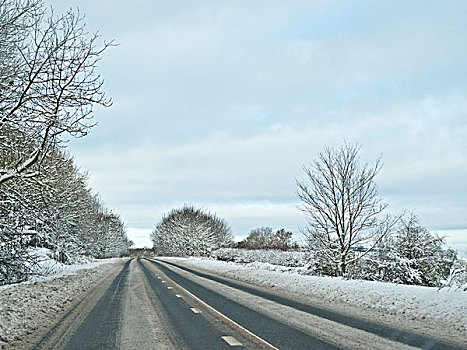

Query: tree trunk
340;260;346;276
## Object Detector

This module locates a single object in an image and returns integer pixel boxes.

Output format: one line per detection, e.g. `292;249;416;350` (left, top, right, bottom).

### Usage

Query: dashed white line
222;336;243;347
175;294;182;298
161;280;166;283
152;260;279;350
190;308;202;314
167;286;173;289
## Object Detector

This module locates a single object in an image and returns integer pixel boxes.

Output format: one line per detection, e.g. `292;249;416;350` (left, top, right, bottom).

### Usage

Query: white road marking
167;286;173;289
222;336;243;347
175;294;182;298
161;281;166;283
151;259;279;350
190;308;202;314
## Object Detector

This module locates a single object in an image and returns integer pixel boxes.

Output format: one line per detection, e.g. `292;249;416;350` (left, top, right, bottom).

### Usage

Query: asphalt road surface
31;258;466;350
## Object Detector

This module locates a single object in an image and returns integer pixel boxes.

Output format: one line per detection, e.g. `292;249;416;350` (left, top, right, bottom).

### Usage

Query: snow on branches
296;142;398;277
0;0;113;186
0;148;130;285
0;1;127;285
359;215;459;287
151;205;233;257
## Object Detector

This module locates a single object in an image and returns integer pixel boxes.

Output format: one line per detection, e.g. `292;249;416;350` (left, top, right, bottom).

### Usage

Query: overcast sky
49;1;466;255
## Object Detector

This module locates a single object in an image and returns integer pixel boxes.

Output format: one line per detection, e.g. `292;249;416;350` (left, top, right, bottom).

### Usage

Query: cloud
70;91;467;237
48;0;467;250
54;0;466;150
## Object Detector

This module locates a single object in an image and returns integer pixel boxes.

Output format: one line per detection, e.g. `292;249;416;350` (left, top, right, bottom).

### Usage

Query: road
31;258;465;350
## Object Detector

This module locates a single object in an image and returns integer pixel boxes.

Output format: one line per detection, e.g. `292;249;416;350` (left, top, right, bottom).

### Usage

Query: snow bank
169;257;467;335
0;257;123;349
23;248;120;283
212;248;308;267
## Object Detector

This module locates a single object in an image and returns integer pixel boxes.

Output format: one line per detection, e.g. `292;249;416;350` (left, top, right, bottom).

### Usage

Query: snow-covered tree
296;142;398;276
371;215;457;286
0;142;130;284
0;0;127;286
442;258;467;291
151;205;233;257
236;227;297;251
90;210;129;259
0;0;112;186
238;227;274;249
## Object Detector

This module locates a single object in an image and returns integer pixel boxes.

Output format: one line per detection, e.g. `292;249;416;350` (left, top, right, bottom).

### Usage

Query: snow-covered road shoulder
0;257;125;349
164;257;467;344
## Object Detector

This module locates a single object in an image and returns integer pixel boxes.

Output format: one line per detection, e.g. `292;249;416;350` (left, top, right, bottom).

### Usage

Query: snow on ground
7;248;121;286
0;254;123;349
167;257;467;335
1;252;465;348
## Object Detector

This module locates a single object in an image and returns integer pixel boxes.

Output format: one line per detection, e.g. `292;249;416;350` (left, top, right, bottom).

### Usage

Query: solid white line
190;307;202;314
222;336;243;346
153;260;279;350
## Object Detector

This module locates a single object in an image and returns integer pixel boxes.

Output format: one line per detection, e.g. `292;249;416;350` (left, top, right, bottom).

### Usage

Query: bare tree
0;0;112;186
296;142;397;276
238;227;273;249
236;227;296;251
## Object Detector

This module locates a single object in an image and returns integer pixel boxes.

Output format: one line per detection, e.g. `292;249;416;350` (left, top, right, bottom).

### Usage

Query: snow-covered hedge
211;248;308;267
441;258;467;291
348;220;460;288
211;247;467;291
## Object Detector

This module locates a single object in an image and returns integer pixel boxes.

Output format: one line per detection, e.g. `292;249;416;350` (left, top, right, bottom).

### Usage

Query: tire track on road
31;259;131;350
146;259;338;350
154;259;465;350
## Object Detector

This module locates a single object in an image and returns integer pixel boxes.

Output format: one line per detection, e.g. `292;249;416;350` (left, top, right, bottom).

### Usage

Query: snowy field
166;257;467;337
0;254;123;349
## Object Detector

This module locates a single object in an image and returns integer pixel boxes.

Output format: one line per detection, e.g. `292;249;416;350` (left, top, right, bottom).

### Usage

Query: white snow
0;255;123;349
165;257;467;335
11;248;121;286
1;253;465;349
